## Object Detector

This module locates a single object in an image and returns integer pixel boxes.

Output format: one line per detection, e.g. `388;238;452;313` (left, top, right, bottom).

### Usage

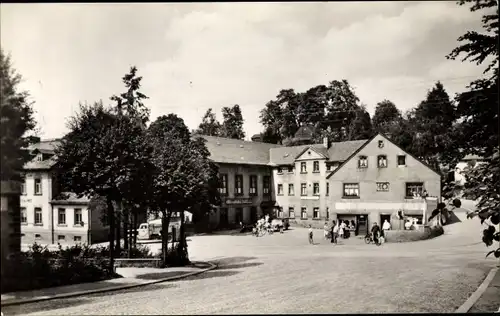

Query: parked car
271;218;290;231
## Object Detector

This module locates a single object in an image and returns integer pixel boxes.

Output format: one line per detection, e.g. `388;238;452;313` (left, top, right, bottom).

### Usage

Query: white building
20;140;108;248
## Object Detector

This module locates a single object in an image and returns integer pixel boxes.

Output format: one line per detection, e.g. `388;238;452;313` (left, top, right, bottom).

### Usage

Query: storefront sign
225;198;253;205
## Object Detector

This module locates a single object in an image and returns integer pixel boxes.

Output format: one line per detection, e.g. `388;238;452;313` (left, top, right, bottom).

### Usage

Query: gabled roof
326;133;441;179
23;155;58;171
198;135;282;166
327;140;368;161
29;139;61;154
51;192;90;205
270;144;323;165
294;146;330;160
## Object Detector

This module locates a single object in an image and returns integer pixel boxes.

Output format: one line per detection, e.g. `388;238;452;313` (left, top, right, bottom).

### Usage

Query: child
308;225;314;244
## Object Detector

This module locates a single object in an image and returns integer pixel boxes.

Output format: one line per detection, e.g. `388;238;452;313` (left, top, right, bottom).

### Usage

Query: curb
455;267;498;313
1;261;217;307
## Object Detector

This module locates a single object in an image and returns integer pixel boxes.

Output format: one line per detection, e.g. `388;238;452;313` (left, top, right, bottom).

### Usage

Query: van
135;219;181;241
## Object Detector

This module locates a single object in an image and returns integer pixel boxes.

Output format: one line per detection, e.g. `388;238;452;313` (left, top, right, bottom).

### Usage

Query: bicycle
364;232;381;246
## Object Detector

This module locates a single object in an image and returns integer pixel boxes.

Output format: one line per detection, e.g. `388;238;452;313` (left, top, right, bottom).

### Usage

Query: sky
0;2;489;140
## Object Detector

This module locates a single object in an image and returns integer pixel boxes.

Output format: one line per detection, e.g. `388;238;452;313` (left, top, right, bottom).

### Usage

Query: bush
0;243;119;294
158;243;190;267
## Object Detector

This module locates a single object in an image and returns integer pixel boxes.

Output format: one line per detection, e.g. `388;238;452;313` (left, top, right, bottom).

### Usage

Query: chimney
323;137;329;148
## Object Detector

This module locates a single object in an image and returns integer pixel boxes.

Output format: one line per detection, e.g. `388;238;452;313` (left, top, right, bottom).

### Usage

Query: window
219;174;228;195
378;140;384;148
34;178;42;195
21;180;26;195
289;207;295;218
34;207;43;225
288;184;294;196
58;235;65;241
406;182;424;198
326;165;331;171
301;183;307;196
58;208;66;225
300;162;307;173
376;182;390;192
263;176;270;195
313;183;320;195
36;154;43;162
377;155;388;168
288;166;294;173
301;207;307;219
313;207;320;219
235;174;243;195
326;207;330;220
277;167;283;174
332;162;340;170
326;182;330;196
397;155;406;166
35;234;42;240
74;208;83;225
277;184;284;195
343;183;360;198
313;161;320;172
358;156;368;168
249;175;257;195
21;207;27;224
74;236;82;242
278;209;284;218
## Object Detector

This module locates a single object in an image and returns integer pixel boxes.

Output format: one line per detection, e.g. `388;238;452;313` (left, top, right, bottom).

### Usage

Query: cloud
0;2;487;139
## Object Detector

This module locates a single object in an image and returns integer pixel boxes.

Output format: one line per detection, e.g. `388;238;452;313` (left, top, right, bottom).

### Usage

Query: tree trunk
132;211;137;248
178;209;189;265
116;214;121;257
124;208;129;257
106;196;115;273
161;209;172;267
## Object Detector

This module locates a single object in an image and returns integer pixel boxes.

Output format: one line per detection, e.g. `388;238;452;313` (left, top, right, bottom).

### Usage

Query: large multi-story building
20;140;108;247
20;132;441;243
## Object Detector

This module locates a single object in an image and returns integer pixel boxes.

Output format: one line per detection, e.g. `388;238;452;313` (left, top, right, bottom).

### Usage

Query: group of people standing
321;220;356;244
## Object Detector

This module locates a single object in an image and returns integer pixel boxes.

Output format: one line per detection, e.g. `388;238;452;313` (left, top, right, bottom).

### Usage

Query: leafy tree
372;100;401;134
347;106;374;140
447;0;499;257
196;108;221;136
55;102;152;271
147;114;219;266
0;49;37;181
110;66;150;126
220;104;245;139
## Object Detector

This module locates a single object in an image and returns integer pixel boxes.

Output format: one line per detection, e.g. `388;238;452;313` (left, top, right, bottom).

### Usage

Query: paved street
3;213;499;315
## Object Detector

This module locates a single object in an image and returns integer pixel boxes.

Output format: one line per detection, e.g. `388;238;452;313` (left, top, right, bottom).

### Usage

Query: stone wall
114;258;162;268
384;225;444;243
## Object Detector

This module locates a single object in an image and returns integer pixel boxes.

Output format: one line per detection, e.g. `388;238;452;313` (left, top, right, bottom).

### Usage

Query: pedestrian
308;225;314;244
332;221;339;244
382;219;391;231
339;220;345;239
324;222;330;240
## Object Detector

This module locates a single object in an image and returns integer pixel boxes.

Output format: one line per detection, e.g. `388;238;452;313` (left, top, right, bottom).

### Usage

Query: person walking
339;220;346;239
308;225;314;244
324;222;330;240
330;220;338;244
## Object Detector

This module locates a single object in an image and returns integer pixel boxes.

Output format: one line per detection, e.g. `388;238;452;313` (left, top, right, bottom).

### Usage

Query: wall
327;134;441;229
210;163;273;227
51;203;90;245
384;225;444;242
20;171;54;245
273;147;331;228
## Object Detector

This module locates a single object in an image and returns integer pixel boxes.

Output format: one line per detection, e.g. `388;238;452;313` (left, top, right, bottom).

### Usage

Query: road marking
455;267;498;313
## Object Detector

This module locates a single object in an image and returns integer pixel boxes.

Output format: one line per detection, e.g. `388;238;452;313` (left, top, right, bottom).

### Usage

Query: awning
260;201;276;208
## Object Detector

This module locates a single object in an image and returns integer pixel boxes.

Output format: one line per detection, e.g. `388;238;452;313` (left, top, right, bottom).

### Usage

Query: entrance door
357;215;368;236
219;208;228;228
250;207;257;223
235;208;243;224
380;214;391;228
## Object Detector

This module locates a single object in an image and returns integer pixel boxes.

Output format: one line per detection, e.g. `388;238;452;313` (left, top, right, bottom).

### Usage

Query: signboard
225;198;253;205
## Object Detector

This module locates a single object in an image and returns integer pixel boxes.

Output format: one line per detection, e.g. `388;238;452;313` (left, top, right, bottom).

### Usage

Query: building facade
20;140;108;247
269;134;441;233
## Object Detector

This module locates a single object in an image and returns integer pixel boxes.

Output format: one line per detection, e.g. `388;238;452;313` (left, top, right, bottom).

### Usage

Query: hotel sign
224;198;253;205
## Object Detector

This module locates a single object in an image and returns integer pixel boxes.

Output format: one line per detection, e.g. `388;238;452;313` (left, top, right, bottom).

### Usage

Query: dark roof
29;139;61;154
24;155;58;170
293;124;315;141
23;139;61;170
269;140;368;165
199;135;282;165
51;192;90;205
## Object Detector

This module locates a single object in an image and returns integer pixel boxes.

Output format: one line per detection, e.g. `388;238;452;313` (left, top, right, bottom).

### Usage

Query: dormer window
37;154;43;162
288;166;294;173
277;167;283;174
378;155;387;168
326;165;331;171
358;156;368;168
